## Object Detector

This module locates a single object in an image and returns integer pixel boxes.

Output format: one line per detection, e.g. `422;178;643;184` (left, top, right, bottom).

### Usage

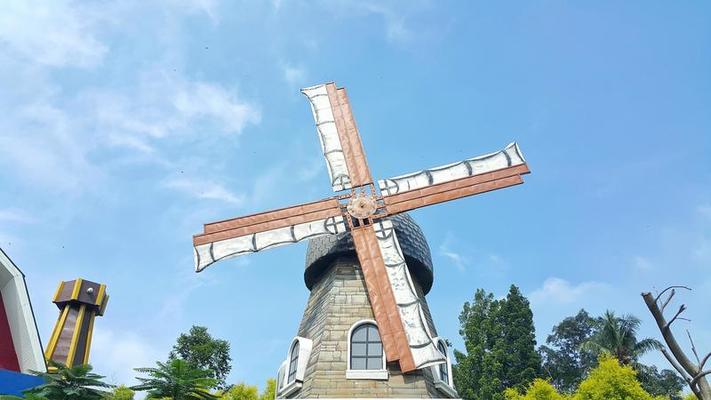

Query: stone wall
291;257;444;398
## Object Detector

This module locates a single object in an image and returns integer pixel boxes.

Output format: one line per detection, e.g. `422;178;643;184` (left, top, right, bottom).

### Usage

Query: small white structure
0;248;45;374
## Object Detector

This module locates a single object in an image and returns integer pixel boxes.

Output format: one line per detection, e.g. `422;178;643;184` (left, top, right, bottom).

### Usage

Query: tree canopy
539;310;597;393
22;361;112;400
170;325;232;389
581;311;662;366
131;359;218;400
453;285;541;400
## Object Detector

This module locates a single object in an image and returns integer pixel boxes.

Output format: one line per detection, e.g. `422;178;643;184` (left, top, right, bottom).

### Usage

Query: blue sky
1;0;710;390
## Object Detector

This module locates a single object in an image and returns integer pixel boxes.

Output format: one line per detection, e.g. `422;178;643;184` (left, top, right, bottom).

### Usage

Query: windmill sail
373;219;446;369
378;142;526;196
302;83;372;192
194;216;347;272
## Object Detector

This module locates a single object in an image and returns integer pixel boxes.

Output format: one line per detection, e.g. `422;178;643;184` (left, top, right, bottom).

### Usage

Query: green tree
132;359;218;400
219;383;258;400
259;379;276;400
539;310;598;393
453;289;496;400
104;385;135;400
504;378;568;400
572;355;664;400
637;364;685;400
454;286;542;400
582;311;661;366
170;326;232;389
21;361;112;400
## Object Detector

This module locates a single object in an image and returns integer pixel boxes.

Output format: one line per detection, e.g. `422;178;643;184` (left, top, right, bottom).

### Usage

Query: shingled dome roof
304;213;434;294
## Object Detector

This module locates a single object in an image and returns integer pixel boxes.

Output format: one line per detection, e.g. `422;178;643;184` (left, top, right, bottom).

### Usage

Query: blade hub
347;193;378;219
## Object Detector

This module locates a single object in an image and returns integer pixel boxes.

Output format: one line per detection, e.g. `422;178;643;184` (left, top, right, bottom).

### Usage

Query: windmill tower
192;82;530;399
287;213;454;398
44;279;108;369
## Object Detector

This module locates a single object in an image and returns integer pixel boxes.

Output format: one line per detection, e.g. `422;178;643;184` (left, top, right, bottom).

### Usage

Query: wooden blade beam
351;226;417;372
194;198;342;246
383;164;529;214
326;83;373;188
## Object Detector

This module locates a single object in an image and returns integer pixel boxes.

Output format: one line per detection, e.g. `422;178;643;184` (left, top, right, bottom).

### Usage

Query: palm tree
582;310;662;365
22;361;112;400
131;359;219;399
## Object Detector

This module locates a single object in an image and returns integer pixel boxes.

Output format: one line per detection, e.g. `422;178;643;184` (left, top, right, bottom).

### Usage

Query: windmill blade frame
373;218;447;371
378;142;526;196
194;215;347;272
302;82;373;192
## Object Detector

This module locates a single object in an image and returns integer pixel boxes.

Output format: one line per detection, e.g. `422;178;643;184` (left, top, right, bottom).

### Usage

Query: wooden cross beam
193;82;530;373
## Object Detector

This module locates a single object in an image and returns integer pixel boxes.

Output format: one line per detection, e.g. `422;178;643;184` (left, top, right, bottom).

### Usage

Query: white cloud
438;232;469;271
90;327;162;386
438;232;506;273
164;0;220;22
0;101;99;192
0;209;36;224
163;177;245;205
529;277;611;305
698;204;711;220
174;81;261;134
632;255;654;272
282;64;307;87
324;0;432;46
0;1;108;68
92;73;261;145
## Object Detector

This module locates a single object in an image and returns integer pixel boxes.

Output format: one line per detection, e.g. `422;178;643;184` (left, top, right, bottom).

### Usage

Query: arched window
431;337;457;397
287;340;299;383
350;322;383;370
276;337;312;397
437;340;449;383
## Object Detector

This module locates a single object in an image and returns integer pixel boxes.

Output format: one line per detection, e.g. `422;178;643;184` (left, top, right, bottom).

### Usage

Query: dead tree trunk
642;287;711;399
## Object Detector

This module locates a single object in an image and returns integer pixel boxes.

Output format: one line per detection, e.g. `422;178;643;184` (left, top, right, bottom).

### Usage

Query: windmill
192;82;530;374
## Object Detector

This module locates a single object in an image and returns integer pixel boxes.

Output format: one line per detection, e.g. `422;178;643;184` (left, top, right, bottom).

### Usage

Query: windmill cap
304;213;434;294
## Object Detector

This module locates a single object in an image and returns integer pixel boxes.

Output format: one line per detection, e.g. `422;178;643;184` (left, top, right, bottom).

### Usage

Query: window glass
350;323;383;371
437;341;449;383
288;341;300;383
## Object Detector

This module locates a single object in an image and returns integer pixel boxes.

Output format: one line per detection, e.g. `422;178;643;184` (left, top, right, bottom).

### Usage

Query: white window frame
277;336;312;397
346;319;388;380
430;337;457;398
275;360;287;396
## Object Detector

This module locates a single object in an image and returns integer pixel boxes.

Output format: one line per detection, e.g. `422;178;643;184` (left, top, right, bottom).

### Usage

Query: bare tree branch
661;347;692;382
661;289;676;313
689;330;702;365
664;304;688;329
693;370;711;387
654;285;691;303
642;290;711;399
701;353;711;372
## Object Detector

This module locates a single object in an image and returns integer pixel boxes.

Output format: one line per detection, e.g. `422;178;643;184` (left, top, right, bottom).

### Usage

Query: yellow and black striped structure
44;279;108;369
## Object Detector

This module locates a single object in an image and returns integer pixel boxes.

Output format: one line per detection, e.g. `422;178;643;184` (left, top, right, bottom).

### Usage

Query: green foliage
170;326;232;389
215;379;276;400
219;383;258;400
539;310;597;393
131;359;219;400
504;378;569;400
581;311;662;365
22;361;112;400
454;286;542;400
542;309;683;398
259;379;276;400
683;394;698;400
0;394;46;400
572;355;664;400
636;364;685;400
104;385;135;400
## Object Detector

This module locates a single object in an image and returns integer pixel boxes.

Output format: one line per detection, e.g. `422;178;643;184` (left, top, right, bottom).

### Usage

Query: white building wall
0;249;46;373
